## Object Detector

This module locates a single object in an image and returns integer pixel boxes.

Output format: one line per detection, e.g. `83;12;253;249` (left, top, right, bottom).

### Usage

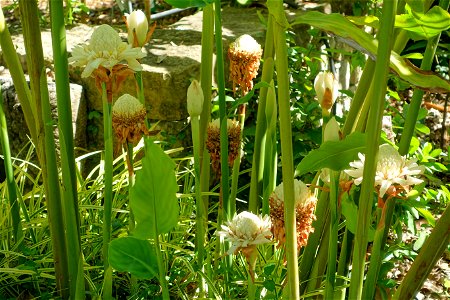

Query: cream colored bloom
344;144;424;197
218;211;272;255
187;79;204;117
272;179;311;207
112;94;148;144
314;71;338;112
69;24;146;78
126;10;149;47
233;34;262;53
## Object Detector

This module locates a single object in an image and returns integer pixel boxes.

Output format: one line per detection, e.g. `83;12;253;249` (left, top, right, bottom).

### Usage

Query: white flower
112;94;145;117
126;10;149;47
210;118;238;129
217;211;272;255
187;79;203;117
324;117;340;142
69;24;146;78
314;71;338;112
345;144;424;197
272;179;311;207
231;34;261;53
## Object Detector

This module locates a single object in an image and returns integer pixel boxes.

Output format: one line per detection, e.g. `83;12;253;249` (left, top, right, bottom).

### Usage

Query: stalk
262;78;277;215
324;171;340;299
49;1;85;298
199;4;214;219
393;203;450;299
362;197;395;300
335;229;353;300
101;83;114;299
18;0;69;296
0;5;37;145
269;1;299;298
398;0;449;155
348;1;397;298
229;104;245;217
248;15;275;213
214;0;230;221
191;115;206;296
0;86;22;243
342;60;375;136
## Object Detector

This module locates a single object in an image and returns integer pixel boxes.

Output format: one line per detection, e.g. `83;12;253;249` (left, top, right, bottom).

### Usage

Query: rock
0;78;86;171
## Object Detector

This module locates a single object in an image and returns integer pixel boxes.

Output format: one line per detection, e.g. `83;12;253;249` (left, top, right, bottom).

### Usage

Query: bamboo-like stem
0;86;22;243
248;15;275;213
262;78;277;215
269;1;299;298
214;0;230;221
362;197;395;300
199;4;214;220
335;229;353;300
18;1;69;296
299;189;330;293
324;171;340;299
393;203;450;300
49;1;85;298
0;6;37;145
342;59;375;137
398;0;449;155
101;83;114;299
191;115;206;296
348;1;397;298
230;103;246;217
353;83;374;133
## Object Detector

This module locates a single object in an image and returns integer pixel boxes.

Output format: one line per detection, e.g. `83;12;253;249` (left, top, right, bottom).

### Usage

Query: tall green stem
49;1;85;297
324;171;340;299
191;115;206;295
269;1;299;298
248;15;275;213
199;4;214;224
230;104;246;216
398;0;449;155
19;0;70;296
101;83;114;299
214;0;230;221
0;86;22;243
362;197;395;300
348;1;397;298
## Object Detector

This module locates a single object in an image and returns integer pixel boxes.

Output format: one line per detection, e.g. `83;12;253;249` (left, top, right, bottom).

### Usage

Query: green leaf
401;53;424;59
292;12;450;92
109;237;158;279
295;132;366;176
164;0;212;8
341;194;374;241
416;207;436;227
131;140;179;239
396;6;450;40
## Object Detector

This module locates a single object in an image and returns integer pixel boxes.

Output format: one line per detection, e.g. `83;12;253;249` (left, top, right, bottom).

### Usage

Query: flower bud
126;10;149;47
323;117;340;142
314;71;338;112
187;79;204;117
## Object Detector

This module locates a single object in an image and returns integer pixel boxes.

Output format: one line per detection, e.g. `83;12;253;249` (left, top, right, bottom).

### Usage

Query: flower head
125;10;149;47
187;79;204;117
344;144;424;197
228;34;263;96
69;24;146;78
217;211;272;255
206;118;241;175
314;71;338;113
269;180;317;250
112;94;148;145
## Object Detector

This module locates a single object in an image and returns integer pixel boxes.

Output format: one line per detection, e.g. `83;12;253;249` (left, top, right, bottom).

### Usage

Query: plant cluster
0;0;449;299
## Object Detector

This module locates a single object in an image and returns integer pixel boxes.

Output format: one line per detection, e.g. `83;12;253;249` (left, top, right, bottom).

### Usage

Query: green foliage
109;237;159;279
131;140;179;239
164;0;213;8
295;132;366;176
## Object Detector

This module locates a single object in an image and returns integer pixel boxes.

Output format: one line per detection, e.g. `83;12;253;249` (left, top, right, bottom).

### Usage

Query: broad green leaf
402;53;423;59
396;6;450;40
341;194;374;242
131;140;179;239
416;207;436;227
292;12;450;92
109;237;158;279
295;132;366;176
164;0;212;8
